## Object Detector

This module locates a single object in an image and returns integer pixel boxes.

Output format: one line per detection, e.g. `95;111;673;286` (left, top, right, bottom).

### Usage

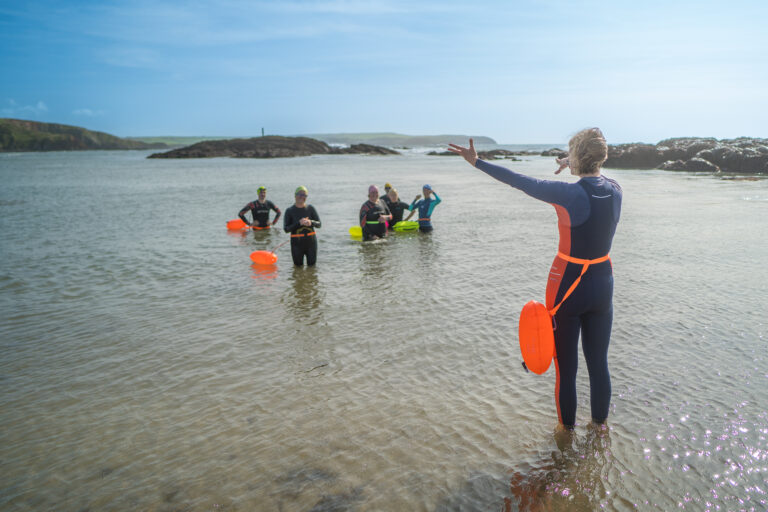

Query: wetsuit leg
580;274;613;423
553;312;582;428
419;225;433;233
290;239;305;266
305;236;317;266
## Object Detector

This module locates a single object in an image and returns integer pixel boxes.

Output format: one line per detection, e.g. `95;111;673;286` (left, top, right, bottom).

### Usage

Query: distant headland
0;118;167;152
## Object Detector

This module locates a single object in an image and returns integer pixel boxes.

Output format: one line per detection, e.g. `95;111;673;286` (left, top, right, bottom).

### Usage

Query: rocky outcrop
148;136;399;159
0;118;167;152
605;137;768;173
541;148;567;158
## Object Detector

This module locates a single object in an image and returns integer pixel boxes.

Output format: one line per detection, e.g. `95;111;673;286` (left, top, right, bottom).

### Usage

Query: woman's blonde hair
389;188;398;199
568;128;608;175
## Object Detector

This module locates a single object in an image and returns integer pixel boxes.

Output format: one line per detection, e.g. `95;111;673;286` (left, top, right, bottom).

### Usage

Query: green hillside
0;119;167;152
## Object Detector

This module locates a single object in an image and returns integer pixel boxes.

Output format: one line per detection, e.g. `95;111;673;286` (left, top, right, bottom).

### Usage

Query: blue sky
1;0;766;143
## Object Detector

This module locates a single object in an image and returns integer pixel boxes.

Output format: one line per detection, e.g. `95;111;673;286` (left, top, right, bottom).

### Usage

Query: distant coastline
2;119;765;174
0;119;167;152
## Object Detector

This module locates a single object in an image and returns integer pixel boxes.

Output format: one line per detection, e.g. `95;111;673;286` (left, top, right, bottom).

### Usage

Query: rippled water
1;150;767;511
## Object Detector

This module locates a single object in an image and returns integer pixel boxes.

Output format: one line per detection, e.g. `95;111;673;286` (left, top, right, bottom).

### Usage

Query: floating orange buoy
227;219;248;230
250;250;278;265
518;300;555;375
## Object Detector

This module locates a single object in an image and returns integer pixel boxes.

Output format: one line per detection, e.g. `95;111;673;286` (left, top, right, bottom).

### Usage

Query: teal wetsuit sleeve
475;159;589;224
427;193;441;217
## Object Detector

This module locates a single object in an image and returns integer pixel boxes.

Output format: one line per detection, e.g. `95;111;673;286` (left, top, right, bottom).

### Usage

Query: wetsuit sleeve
283;207;300;233
309;205;321;228
475;159;587;217
427;193;441;217
408;199;422;211
238;202;254;223
269;200;281;224
359;203;369;226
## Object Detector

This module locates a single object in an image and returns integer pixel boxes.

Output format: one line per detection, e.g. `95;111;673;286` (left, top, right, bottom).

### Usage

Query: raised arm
448;139;577;208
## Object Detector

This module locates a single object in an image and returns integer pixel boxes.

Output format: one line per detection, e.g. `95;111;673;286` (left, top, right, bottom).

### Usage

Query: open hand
555;157;570;175
447;138;478;166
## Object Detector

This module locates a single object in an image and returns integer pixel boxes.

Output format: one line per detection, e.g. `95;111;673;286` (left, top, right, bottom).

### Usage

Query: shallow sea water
0;150;767;511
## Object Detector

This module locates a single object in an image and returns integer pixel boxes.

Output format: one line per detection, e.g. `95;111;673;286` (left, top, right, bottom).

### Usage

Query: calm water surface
1;150;767;511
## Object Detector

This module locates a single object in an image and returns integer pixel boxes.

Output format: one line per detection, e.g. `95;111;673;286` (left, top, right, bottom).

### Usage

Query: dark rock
477;149;521;161
658;159;687;171
604;137;768;174
605;143;663;169
331;143;399;155
541;148;567;157
684;157;721;173
427;151;459;156
148;136;398;159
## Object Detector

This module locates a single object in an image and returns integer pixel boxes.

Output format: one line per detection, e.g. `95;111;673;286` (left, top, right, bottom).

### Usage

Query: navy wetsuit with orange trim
475;159;622;427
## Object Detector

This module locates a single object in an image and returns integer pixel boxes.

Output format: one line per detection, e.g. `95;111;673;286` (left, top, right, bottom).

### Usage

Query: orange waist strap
291;231;316;238
550;252;610;317
556;252;610;265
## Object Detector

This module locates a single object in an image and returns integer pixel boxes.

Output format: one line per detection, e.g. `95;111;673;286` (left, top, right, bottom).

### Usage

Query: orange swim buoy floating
227;219;248;230
518;300;555;375
250;250;278;265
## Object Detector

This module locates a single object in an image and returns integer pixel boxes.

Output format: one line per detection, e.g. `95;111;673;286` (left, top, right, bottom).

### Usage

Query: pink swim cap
368;185;379;194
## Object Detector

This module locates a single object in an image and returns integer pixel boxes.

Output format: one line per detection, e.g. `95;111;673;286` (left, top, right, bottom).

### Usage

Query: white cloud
1;100;48;117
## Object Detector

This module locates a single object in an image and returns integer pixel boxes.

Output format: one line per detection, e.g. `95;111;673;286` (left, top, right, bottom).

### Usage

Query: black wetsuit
238;199;281;228
283;205;321;266
388;199;411;226
359;199;391;241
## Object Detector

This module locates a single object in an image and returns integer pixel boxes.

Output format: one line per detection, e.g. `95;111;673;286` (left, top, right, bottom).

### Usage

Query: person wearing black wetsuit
449;128;622;430
238;186;281;229
283;186;321;266
359;185;392;241
385;188;412;227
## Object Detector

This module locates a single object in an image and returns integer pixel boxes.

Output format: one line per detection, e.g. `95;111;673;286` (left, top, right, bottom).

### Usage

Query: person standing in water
408;184;441;233
448;128;622;430
283;186;321;266
359;185;392;241
380;182;394;210
386;188;412;227
238;186;281;229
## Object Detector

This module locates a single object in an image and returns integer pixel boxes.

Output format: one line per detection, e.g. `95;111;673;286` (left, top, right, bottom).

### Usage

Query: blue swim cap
423;184;432;191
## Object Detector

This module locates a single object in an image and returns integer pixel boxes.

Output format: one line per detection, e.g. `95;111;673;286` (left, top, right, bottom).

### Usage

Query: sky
1;0;767;143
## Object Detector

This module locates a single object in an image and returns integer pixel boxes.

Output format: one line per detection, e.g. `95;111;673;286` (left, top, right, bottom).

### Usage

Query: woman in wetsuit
448;128;622;430
386;188;411;228
283;186;321;266
408;184;441;233
359;185;392;241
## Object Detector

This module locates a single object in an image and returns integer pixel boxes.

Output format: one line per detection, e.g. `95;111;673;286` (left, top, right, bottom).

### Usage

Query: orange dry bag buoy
250;250;278;265
227;219;248;230
518;300;555;375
